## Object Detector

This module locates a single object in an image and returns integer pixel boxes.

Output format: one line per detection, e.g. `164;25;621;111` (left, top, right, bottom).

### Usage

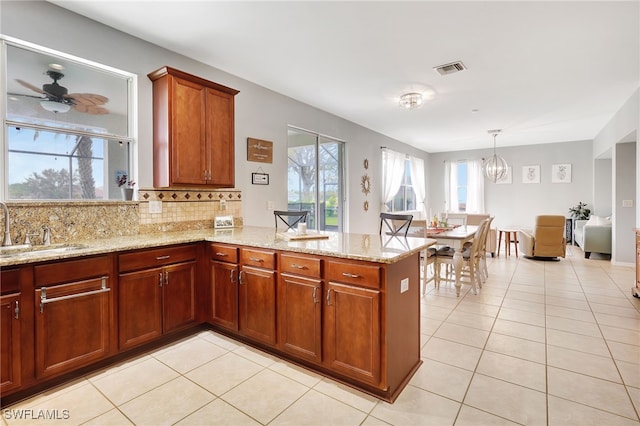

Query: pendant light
483;129;508;182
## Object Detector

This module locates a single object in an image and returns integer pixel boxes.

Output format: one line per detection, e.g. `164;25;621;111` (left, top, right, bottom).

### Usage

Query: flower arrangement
117;174;136;188
568;201;591;220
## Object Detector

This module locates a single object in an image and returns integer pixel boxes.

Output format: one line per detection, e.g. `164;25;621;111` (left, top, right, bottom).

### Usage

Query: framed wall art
247;138;273;163
214;215;234;229
251;172;269;185
552;164;571;183
522;165;540;184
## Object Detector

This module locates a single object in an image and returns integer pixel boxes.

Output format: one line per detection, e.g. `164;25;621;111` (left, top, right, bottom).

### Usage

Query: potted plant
117;174;136;200
568;201;591;220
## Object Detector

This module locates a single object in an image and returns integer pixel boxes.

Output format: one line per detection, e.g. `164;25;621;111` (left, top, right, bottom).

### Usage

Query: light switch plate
622;199;633;208
149;200;162;214
400;278;409;293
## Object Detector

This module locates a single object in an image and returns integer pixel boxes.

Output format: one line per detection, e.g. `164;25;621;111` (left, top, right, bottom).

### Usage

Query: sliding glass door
287;127;344;231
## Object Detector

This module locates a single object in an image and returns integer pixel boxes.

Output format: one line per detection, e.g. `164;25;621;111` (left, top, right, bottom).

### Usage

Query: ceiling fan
11;68;109;115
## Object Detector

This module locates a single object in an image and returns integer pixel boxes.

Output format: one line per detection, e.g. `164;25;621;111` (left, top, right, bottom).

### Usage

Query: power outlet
149;200;162;214
400;278;409;293
267;201;274;210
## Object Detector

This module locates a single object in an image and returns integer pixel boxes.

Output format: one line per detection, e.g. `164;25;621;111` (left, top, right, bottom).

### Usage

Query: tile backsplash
1;188;242;244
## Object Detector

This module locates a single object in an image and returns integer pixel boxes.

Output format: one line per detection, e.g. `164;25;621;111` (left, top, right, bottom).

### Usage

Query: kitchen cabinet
278;253;322;363
148;66;239;188
1;267;25;394
118;245;197;350
209;243;239;331
239;248;277;345
324;260;381;386
635;231;640;298
33;256;114;379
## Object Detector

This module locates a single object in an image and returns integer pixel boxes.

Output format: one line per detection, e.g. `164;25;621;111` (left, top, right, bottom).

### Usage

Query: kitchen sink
0;243;89;258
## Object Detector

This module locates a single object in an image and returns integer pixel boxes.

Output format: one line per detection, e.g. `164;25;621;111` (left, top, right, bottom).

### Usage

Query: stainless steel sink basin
0;243;89;258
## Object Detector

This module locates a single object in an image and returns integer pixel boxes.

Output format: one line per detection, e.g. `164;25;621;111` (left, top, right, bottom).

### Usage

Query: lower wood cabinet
239;248;277;345
1;292;21;393
33;256;114;379
118;245;197;350
210;243;239;331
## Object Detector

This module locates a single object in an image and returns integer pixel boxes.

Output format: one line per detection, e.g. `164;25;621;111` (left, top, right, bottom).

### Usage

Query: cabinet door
205;87;234;187
239;266;277;345
324;282;381;386
119;268;163;350
1;293;21;393
278;274;322;363
163;261;197;333
35;278;111;379
210;260;238;331
171;76;207;185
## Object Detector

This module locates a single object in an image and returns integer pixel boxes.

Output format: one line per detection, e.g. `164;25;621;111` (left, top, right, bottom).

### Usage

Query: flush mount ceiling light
483;129;509;183
399;93;424;110
40;100;71;113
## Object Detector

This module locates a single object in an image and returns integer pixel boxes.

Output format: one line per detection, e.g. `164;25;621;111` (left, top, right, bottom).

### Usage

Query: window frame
1;35;137;201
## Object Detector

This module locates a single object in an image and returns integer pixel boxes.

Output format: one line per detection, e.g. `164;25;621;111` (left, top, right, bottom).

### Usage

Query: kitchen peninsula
1;227;435;404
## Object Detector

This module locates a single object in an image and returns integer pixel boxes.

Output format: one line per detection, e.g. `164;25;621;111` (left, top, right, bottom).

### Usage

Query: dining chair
379;213;413;237
434;217;490;294
274;210;309;231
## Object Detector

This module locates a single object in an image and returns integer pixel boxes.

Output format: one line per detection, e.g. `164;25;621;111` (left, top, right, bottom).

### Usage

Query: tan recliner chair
518;215;566;258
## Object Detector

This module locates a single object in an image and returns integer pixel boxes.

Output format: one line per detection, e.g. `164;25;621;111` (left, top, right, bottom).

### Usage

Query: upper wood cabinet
148;66;239;188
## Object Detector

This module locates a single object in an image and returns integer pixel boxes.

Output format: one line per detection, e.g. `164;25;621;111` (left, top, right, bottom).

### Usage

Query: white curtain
409;156;426;217
466;159;485;213
444;160;459;213
381;148;406;211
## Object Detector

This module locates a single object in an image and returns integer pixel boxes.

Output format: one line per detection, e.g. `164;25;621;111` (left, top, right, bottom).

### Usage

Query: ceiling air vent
434;61;467;76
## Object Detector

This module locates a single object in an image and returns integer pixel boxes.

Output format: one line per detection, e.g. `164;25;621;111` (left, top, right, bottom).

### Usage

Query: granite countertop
0;226;437;267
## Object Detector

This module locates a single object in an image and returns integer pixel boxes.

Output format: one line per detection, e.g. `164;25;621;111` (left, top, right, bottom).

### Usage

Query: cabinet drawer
0;268;21;294
119;245;197;273
35;255;111;286
210;244;238;263
240;248;276;269
326;260;380;290
280;253;321;278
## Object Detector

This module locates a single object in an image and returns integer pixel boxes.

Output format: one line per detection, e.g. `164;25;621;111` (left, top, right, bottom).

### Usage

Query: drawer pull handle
159;272;163;287
342;272;360;279
326;288;333;306
291;264;307;270
249;257;264;262
156;255;171;260
40;277;109;313
230;268;237;283
14;300;19;319
312;287;318;304
239;270;245;285
164;271;169;286
215;252;228;257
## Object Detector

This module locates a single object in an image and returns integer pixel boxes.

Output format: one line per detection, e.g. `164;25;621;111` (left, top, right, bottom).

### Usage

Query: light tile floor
3;245;639;425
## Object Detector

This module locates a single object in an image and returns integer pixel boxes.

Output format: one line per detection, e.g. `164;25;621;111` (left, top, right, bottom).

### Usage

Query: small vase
121;187;134;201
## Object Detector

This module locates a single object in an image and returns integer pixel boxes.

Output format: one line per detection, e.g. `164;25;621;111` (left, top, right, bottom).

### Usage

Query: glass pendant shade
483;130;509;182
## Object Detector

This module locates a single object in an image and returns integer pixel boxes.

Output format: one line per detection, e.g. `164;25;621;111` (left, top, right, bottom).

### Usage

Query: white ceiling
50;1;639;153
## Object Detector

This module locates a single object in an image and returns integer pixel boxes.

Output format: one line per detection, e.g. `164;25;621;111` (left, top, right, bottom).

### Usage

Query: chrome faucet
0;202;12;246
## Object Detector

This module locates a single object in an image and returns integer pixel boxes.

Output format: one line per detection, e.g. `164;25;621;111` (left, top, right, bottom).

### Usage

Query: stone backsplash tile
1;188;243;244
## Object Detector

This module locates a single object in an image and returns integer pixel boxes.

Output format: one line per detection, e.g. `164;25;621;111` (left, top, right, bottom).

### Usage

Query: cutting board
280;232;330;241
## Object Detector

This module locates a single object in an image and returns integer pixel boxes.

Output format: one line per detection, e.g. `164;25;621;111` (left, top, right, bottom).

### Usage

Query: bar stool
497;228;519;257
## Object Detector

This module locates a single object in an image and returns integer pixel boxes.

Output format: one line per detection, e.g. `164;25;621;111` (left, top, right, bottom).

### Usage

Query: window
456;161;468;212
445;159;484;213
287;127;345;231
385;158;417;212
2;37;135;200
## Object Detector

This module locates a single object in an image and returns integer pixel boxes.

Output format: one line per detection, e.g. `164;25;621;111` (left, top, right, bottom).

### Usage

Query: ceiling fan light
399;92;424;110
40;100;71;113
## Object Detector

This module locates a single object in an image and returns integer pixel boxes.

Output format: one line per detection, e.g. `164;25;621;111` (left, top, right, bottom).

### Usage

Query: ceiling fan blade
8;92;47;100
67;93;109;106
16;79;46;94
73;104;109;115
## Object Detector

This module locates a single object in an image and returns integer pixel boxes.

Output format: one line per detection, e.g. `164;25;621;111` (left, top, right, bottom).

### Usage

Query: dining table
408;224;479;297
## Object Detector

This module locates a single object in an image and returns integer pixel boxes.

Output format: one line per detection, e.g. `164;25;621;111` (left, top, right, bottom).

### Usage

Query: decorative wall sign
496;166;512;184
361;174;371;195
247;138;273;163
251;172;269;185
552;164;571;183
214;215;234;229
522;165;540;184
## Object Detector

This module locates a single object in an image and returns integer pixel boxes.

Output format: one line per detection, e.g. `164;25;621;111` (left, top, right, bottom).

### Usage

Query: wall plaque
247;138;273;163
